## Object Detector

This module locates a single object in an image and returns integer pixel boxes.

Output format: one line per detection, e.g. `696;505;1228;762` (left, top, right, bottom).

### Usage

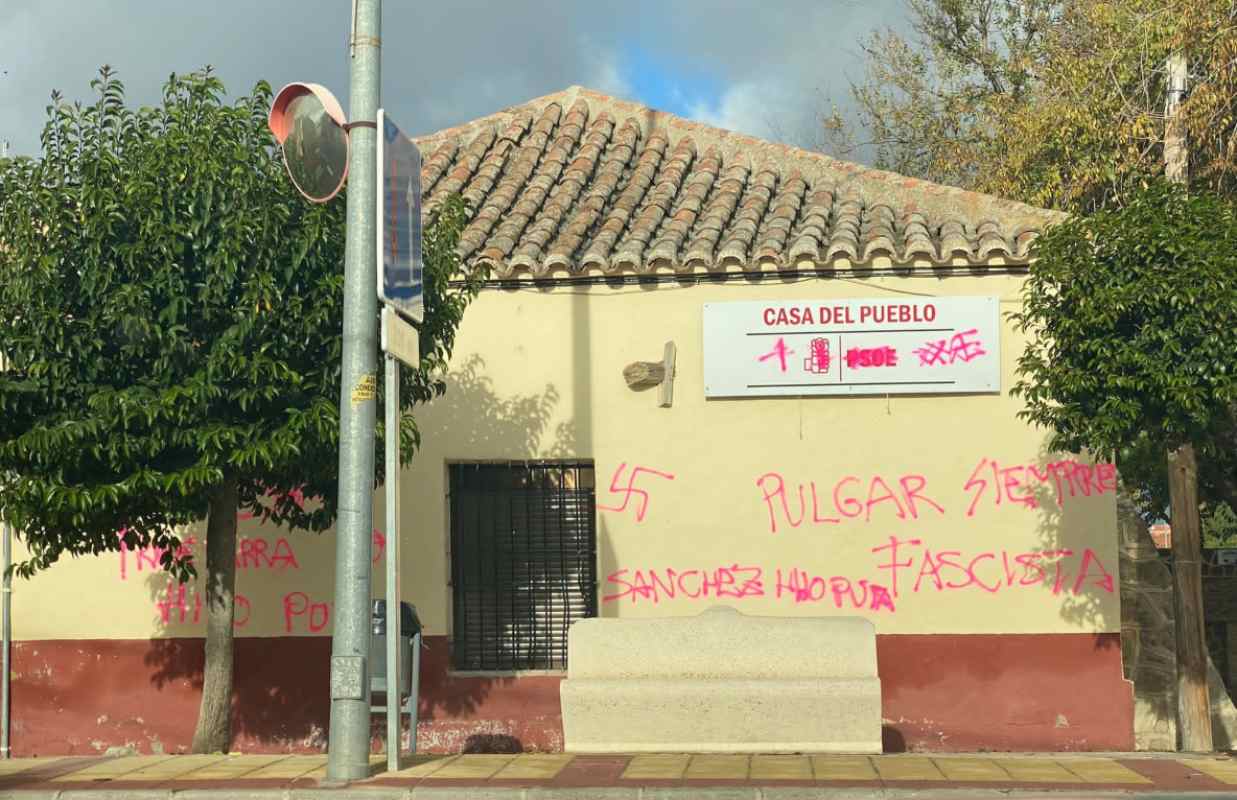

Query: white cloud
689;81;823;150
0;0;910;157
581;41;632;101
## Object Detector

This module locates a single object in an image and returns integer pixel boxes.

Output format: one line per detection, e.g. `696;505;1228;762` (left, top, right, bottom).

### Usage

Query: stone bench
560;606;882;753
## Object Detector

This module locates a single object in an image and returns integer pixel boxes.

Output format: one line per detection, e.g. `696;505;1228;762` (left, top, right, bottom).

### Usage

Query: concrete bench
560;606;881;753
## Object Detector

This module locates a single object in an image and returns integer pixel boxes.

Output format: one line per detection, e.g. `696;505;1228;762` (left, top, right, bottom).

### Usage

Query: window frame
445;459;599;675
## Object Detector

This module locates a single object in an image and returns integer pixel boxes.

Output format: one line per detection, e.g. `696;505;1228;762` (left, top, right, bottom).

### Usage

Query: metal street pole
327;0;381;782
384;352;401;771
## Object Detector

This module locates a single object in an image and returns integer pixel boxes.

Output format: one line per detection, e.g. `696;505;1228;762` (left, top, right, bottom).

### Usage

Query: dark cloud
1;0;904;157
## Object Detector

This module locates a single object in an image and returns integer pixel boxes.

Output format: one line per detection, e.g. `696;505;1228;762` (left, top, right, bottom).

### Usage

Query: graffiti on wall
110;452;1119;630
595;462;676;522
114;491;391;634
601;455;1119;615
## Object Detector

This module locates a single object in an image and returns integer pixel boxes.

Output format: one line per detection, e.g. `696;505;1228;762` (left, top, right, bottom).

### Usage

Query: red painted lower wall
877;634;1132;751
12;632;1131;756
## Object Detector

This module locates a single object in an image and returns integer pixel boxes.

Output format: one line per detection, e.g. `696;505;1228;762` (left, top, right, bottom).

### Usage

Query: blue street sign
376;109;423;322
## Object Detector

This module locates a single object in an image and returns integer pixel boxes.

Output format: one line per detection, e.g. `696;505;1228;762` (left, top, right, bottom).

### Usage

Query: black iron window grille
449;461;598;671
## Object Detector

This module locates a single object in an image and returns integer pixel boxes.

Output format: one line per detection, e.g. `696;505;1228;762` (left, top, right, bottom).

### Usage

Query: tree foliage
1010;181;1236;504
983;0;1237;211
1204;502;1237;548
824;0;1059;187
828;0;1237;211
0;66;482;578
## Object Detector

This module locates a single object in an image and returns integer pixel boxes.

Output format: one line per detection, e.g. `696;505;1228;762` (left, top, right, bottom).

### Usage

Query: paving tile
124;755;230;779
621;754;690;780
994;758;1080;783
932;757;1012;782
811;755;877;781
390;754;458;778
492;754;574;780
244;755;327;780
684;754;749;780
1060;758;1152;784
0;758;59;777
300;754;384;780
551;756;628;786
172;754;293;780
52;755;177;781
873;756;946;781
423;754;517;780
750;755;812;781
1180;758;1237;785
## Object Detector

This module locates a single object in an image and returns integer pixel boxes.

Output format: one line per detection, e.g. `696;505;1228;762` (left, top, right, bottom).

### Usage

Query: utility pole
327;0;382;783
1164;51;1213;753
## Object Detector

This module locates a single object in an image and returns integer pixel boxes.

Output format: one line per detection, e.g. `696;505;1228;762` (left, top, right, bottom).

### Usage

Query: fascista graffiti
870;535;1116;598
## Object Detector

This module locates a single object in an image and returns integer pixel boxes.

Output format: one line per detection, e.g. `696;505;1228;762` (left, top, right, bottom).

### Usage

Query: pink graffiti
238;487;308;523
914;328;986;366
236;537;300;570
604;565;764;604
372;528;386;564
283;591;331;633
774;569;896;612
756;471;945;533
803;338;831;374
870;535;1115;598
963;457;1118;517
597;462;676;522
757;337;794;372
602;565;895;613
156;582;251;629
845;345;898;369
118;531;197;580
121;534;305;580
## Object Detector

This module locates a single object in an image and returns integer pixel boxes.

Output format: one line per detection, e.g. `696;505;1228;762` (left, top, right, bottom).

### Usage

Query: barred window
449;461;597;671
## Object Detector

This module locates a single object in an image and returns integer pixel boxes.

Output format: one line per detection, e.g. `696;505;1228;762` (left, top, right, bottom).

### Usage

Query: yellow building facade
12;88;1132;756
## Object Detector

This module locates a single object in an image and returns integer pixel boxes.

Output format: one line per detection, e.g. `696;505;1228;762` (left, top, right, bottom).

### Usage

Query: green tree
1012;180;1235;489
1012;179;1236;748
1204;503;1237;549
0;68;481;752
828;0;1237;211
823;0;1059;187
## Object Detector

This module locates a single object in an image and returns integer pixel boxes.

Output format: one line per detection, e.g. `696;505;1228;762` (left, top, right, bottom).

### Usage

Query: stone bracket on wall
622;341;676;408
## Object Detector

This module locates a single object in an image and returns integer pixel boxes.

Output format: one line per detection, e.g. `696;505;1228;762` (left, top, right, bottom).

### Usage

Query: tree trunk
191;479;238;753
1168;443;1214;751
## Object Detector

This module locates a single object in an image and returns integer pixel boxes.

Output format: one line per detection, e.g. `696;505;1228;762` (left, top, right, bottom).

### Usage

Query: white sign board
703;296;1000;397
381;306;420;368
376;108;424;322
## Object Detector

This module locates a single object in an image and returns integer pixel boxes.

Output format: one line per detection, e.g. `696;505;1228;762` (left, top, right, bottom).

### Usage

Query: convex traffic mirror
268;83;349;203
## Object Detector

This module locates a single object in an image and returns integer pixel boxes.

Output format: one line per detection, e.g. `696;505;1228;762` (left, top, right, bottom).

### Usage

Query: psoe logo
803;337;830;374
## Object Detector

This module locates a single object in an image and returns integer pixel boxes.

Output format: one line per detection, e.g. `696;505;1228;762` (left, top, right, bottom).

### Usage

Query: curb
0;788;1228;800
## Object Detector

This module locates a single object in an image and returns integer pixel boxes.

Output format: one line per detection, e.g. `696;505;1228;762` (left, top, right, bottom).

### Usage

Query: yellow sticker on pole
351;373;377;404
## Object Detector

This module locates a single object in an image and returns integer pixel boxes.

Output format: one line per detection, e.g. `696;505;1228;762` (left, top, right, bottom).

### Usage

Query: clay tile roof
415;87;1065;277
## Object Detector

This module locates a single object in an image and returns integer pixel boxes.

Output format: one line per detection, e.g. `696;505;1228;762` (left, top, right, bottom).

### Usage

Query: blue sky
615;42;727;122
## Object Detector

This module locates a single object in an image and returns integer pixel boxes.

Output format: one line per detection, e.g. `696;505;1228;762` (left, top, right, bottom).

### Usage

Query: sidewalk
0;751;1235;798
